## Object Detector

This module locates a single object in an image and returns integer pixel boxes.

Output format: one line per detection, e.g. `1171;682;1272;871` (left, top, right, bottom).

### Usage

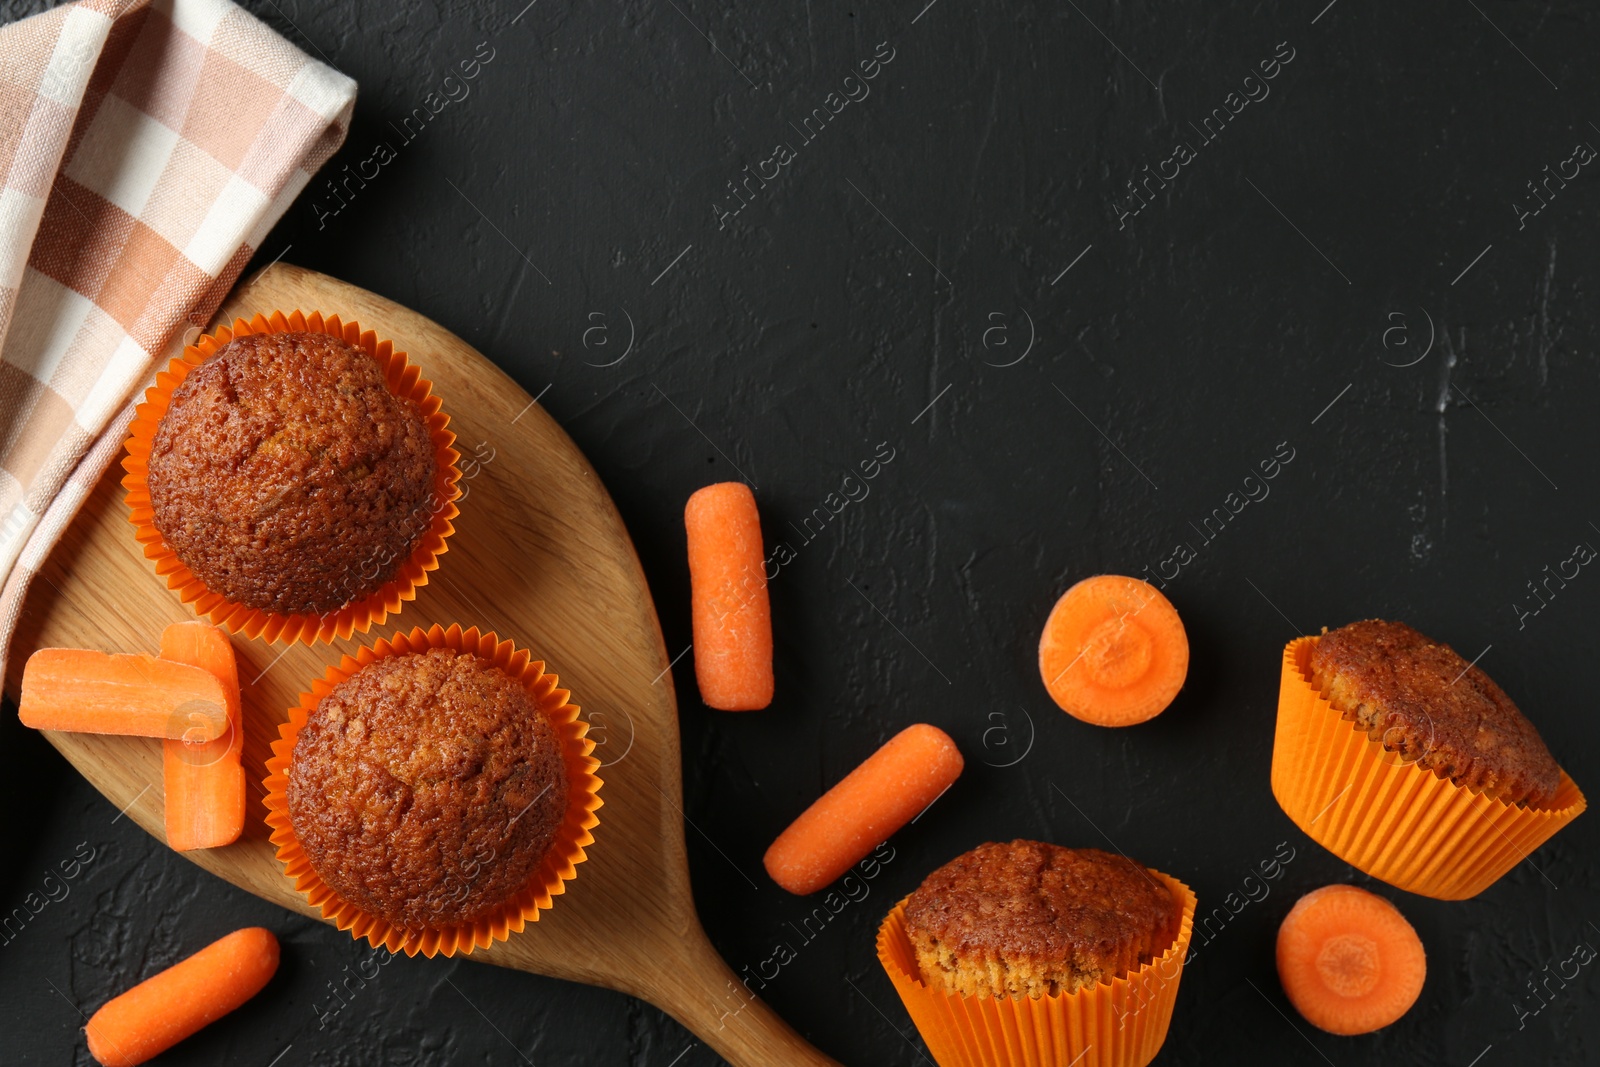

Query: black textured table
5;1;1600;1064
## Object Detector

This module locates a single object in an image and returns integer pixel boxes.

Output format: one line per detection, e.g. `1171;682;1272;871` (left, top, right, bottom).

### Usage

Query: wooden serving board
3;263;840;1067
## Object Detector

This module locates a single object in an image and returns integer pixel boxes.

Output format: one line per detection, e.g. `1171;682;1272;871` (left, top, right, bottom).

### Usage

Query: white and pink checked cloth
0;0;355;680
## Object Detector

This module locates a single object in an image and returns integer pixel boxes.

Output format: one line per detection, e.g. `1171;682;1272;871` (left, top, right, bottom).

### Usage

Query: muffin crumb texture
903;840;1181;999
288;649;568;930
147;331;436;616
1309;619;1560;807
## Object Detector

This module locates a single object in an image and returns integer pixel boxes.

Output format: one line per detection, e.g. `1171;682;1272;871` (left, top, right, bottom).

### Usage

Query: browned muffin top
288;648;569;930
903;840;1181;998
1310;619;1561;807
147;331;436;616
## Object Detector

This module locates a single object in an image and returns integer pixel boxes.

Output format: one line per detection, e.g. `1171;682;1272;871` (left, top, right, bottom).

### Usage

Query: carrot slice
764;723;963;894
159;623;246;851
1038;574;1188;726
19;648;227;741
1276;884;1426;1035
85;926;279;1066
685;482;773;711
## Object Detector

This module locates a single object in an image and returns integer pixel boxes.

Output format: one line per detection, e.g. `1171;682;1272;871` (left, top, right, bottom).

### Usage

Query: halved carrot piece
20;648;227;741
160;623;245;851
1276;884;1426;1035
1038;574;1188;726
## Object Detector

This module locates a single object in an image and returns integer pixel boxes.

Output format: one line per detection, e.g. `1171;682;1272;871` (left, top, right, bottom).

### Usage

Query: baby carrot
764;723;963;894
19;648;227;741
85;926;279;1067
685;482;773;710
160;623;246;851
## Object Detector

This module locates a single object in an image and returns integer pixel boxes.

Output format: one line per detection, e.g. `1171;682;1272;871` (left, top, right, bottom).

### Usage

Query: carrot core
1083;616;1154;688
1316;933;1381;998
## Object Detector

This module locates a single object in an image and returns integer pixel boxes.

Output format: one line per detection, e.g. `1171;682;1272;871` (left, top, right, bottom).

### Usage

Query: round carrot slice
1037;574;1188;726
1276;884;1426;1036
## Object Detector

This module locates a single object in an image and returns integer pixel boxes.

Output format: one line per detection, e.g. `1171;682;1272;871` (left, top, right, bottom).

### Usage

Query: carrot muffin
903;840;1181;998
145;331;436;616
1310;619;1560;807
287;648;569;929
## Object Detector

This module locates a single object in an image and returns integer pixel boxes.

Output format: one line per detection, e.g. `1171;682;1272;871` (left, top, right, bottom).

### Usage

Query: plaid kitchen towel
0;0;354;681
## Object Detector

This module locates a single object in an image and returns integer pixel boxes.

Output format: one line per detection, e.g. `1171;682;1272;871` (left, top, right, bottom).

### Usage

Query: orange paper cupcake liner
1272;636;1584;900
877;871;1196;1067
261;623;603;957
121;310;461;645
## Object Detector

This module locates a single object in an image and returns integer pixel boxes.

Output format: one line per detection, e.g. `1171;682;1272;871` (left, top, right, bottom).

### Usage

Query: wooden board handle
640;921;845;1066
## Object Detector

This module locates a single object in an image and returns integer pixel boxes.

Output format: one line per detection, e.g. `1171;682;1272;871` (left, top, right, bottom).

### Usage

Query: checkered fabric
0;0;355;681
